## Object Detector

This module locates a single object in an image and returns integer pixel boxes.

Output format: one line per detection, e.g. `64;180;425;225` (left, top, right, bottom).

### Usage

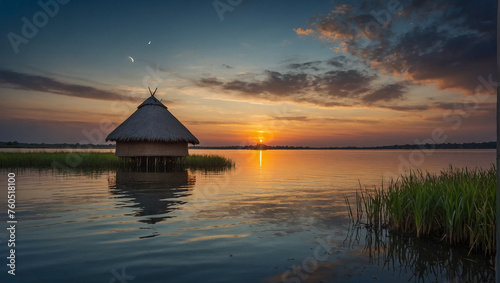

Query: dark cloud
381;104;430;111
224;70;311;96
315;70;374;97
362;83;406;103
430;102;459;110
302;0;496;94
326;56;347;68
287;60;322;71
197;68;408;107
0;69;136;102
382;27;496;93
197;77;224;87
431;101;496;112
223;80;264;95
385;101;496;112
285;56;349;71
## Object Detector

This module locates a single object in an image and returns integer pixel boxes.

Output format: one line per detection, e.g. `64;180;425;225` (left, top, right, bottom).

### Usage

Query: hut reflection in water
109;169;195;224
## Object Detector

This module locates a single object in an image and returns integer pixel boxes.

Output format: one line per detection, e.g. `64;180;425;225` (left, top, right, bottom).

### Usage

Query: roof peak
138;91;167;109
148;87;157;97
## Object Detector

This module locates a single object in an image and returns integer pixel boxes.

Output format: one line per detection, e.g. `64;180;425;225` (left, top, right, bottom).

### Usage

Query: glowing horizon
0;1;495;147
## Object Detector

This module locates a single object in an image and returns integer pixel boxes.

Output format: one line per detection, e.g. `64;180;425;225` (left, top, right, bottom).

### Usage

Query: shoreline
0;141;495;150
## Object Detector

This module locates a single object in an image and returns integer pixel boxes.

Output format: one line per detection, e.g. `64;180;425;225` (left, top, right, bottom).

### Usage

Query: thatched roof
106;95;199;144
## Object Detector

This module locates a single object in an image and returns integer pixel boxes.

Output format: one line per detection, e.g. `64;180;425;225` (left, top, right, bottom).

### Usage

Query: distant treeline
191;141;496;150
0;141;496;150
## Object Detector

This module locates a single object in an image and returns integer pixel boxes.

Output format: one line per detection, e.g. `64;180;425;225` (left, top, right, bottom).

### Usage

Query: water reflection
109;169;195;224
345;225;495;282
270;225;495;282
259;150;262;168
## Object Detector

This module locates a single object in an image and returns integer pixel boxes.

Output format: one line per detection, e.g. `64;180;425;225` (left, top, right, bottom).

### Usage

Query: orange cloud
293;28;314;35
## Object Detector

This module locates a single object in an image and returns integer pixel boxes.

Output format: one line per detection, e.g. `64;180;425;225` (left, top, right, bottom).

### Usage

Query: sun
252;130;269;145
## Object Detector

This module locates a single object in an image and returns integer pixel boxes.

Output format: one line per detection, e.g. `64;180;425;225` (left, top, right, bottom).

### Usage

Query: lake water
0;149;495;282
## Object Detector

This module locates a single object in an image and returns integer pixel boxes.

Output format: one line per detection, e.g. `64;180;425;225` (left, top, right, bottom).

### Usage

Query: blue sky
0;0;496;146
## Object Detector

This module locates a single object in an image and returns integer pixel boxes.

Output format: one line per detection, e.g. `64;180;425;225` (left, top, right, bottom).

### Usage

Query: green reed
0;152;123;169
0;152;234;171
347;165;496;255
184;154;234;169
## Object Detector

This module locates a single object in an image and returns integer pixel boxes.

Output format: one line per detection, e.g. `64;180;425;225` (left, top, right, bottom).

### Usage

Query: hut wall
115;141;188;157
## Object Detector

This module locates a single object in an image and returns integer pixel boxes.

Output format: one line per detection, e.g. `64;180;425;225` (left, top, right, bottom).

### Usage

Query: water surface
0;149;495;282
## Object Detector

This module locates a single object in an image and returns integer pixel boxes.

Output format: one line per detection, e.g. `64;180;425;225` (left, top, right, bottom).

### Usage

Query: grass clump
0;152;234;172
0;152;124;169
346;165;496;255
185;154;234;170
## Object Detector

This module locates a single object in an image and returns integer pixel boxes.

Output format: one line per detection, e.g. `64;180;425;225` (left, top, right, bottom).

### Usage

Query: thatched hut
106;91;199;165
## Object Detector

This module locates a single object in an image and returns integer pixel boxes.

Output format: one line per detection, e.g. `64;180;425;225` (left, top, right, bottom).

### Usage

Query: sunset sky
0;0;496;147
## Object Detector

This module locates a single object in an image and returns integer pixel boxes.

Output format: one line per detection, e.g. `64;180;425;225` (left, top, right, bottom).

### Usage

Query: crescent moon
128;56;134;63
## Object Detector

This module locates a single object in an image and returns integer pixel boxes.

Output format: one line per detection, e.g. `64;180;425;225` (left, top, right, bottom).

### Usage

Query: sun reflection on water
259;150;262;168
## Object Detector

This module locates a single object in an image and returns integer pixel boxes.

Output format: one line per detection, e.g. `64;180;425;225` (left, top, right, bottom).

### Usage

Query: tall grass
346;166;496;255
185;154;234;170
0;152;234;171
0;152;124;169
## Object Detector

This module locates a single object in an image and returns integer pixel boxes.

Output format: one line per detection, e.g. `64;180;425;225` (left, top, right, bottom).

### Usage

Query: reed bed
0;152;123;169
0;152;234;171
184;154;234;170
346;166;496;255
